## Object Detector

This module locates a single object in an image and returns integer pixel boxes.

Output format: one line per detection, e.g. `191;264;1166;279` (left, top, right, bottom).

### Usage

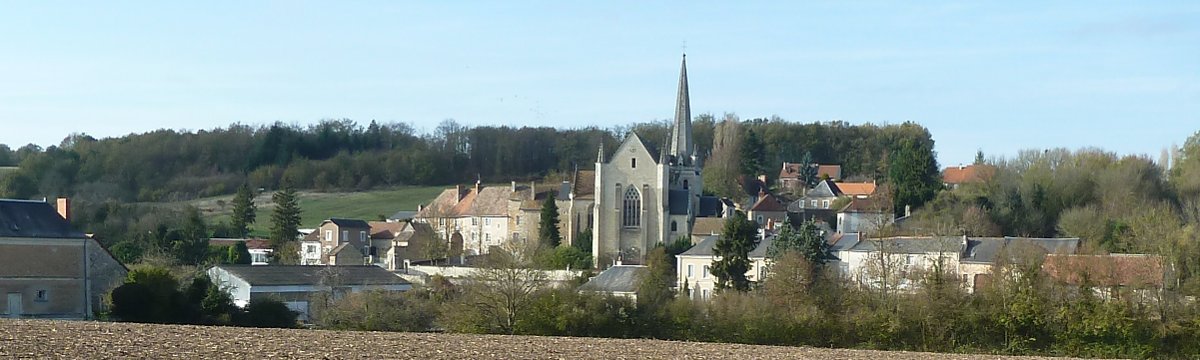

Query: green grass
191;186;445;237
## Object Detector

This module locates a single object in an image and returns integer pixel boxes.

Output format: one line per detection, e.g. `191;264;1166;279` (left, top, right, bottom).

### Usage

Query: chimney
55;197;70;222
904;205;911;217
758;174;768;185
511;180;517;192
455;185;464;203
530;181;536;201
417;204;424;212
474;178;481;194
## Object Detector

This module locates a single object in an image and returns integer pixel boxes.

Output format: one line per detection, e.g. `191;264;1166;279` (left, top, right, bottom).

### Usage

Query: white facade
676;252;769;301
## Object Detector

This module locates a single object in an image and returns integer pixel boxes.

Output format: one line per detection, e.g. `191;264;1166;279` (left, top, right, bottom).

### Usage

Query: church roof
669;54;693;163
668;190;690;215
697;196;730;217
572;170;595;199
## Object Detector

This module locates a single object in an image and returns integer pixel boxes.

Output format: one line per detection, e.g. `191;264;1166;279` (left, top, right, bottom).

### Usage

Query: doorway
6;293;22;318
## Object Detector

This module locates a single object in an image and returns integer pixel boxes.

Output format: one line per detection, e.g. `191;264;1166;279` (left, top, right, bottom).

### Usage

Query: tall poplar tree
230;183;257;237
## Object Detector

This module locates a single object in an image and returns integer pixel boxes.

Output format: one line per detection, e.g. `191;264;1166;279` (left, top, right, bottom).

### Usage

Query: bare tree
458;249;546;334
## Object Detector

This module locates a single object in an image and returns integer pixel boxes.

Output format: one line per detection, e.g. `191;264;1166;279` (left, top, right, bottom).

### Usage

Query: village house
778;162;842;190
299;218;372;266
414;181;512;256
746;192;787;229
835;197;890;234
0;198;127;319
942;164;995;189
507;181;574;247
207;264;412;322
366;220;440;270
676;234;774;301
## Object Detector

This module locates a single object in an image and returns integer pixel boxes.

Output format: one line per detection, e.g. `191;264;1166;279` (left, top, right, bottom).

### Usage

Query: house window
623;187;641;227
687;264;694;278
756;215;764;224
631;158;636;168
702;289;710;300
822;200;830;209
325;230;333;241
688;288;695;299
359;231;366;242
671;221;677;232
702;265;709;278
472;217;478;226
35;290;47;302
341;230;349;242
306;244;317;254
485;233;491;244
485;218;490;226
683;179;689;190
512;232;520;241
810;200;817;207
516;216;521;226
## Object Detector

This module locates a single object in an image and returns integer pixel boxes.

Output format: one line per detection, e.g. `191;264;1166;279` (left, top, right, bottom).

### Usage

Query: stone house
778;162;842;190
414;182;513;256
0;199;127;319
300;218;371;266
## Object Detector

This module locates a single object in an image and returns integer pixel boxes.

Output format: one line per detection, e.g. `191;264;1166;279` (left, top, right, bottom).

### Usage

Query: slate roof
326;218;370;228
668;190;690;215
846;236;963;254
961;237;1080;264
697;196;729;217
578;265;644;293
388;211;417;221
828;232;861;253
679;234;773;259
804;180;841;199
0;199;86;239
213;265;409;286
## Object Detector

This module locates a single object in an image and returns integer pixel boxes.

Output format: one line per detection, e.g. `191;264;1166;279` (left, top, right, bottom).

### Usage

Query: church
590;55;726;268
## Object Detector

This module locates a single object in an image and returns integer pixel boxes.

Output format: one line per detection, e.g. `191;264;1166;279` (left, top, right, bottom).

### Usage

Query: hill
0;319;1077;360
189;185;444;235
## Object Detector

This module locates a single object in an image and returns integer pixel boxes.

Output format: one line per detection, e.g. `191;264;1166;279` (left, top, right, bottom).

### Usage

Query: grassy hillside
191;186;445;236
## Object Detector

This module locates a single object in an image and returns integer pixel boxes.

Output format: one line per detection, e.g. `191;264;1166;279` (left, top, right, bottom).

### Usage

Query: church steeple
669;54;693;165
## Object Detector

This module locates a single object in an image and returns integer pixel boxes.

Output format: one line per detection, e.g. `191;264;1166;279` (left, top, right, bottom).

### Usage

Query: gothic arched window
671;220;678;232
623;187;641;227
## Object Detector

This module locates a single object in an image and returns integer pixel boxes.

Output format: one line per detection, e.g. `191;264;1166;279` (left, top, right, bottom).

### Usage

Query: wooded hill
0;115;937;204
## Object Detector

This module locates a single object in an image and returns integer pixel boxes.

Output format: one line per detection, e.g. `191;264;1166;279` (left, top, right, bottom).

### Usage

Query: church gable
606;132;659;170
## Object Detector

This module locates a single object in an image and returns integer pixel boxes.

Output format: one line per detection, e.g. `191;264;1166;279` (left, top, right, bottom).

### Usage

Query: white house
675;234;774;301
207;265;412;321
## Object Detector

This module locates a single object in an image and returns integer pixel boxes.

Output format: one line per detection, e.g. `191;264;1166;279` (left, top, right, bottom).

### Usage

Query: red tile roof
749;194;787;212
1042;254;1165;288
942;164;995;185
208;238;271;250
834;182;876;196
779;162;841;181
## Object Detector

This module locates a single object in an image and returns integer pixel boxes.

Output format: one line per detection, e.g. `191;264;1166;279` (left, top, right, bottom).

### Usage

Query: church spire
669;54;693;165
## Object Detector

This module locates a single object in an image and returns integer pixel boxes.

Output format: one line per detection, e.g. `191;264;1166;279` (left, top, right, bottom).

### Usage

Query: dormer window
631;158;637;169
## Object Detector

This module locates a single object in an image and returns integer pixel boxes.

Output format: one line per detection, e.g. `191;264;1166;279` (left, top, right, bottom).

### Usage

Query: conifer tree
230;183;257;237
712;211;757;292
538;193;562;247
269;183;302;263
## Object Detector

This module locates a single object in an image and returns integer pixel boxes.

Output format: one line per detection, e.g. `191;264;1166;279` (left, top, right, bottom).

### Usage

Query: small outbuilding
207;265;411;321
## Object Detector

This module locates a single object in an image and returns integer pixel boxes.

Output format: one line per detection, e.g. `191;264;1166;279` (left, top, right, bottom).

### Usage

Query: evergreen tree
538;193;562;247
888;138;941;217
635;246;675;309
740;128;766;177
799;151;819;188
766;217;828;266
712;211;757;292
230;183;257;237
269;183;302;263
228;240;252;265
172;207;210;265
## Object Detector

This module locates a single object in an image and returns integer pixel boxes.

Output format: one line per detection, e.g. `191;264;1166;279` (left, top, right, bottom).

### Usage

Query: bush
238;298;298;328
316;290;435;332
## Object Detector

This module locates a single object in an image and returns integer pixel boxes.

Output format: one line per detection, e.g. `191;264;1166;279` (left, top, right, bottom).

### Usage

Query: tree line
0;116;938;204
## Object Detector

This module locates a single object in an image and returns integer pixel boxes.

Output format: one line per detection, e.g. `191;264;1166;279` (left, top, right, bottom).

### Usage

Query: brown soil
0;319;1082;359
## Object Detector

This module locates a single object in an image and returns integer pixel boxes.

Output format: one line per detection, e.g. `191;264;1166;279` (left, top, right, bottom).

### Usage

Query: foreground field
0;319;1082;360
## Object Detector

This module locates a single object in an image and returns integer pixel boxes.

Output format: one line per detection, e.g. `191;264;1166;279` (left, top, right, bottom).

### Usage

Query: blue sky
1;1;1197;167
